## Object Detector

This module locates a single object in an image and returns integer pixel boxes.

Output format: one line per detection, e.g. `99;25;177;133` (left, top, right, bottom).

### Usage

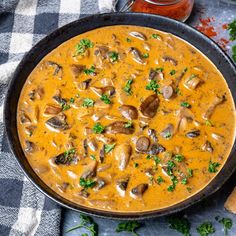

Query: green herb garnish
197;222;215;236
82;98;94;107
151;33;160;39
157;176;164;184
167;215;191;236
90;155;96;160
124;79;133;95
92;123;105;134
100;94;111;104
174;154;184;162
66;214;98;236
181;102;191;108
167;160;176;176
181;177;188;185
124;121;133;128
175;87;182;96
218;217;233;236
116;221;142;236
143;53;149;58
108;51;119;62
64;148;76;157
104;143;116;154
146;80;160;94
126;38;132;43
155;67;164;72
167;175;178;192
79;178;96;189
208;160;220;173
84;65;96;75
227;19;236;41
187;168;193;178
134;163;139;168
205;120;213;127
69;97;75;103
75;39;94;56
232;45;236;63
170;70;176;75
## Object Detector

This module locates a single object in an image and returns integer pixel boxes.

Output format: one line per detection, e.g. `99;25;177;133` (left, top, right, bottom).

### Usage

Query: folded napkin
0;0;115;235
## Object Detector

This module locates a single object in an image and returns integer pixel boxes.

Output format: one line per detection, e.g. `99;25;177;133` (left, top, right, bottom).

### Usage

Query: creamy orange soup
17;26;236;212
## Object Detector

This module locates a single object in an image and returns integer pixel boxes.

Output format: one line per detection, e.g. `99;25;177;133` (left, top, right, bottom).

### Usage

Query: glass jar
131;0;195;22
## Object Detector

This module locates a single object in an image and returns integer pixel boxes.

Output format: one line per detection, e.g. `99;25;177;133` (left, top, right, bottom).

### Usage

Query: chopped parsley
79;178;97;189
175;87;182;96
90;154;96;160
208;160;220;173
174;154;184;162
167;215;191;236
82;98;94;107
124;121;133;128
181;102;191;108
108;51;119;62
217;217;233;236
146;155;160;166
146;80;160;94
64;148;76;158
100;94;111;104
187;168;193;178
143;53;149;58
187;74;197;81
167;160;176;176
104;143;116;154
92;123;105;134
155;67;164;72
167;175;178;192
170;70;176;75
75;39;94;56
183;67;188;72
134;162;139;168
84;65;96;75
60;100;71;111
197;222;215;236
116;221;142;236
126;38;132;43
232;45;236;63
151;33;160;39
157;176;164;184
227;19;236;41
123;79;133;95
205;120;213;127
69;97;75;103
163;131;172;139
66;214;98;236
181;177;188;185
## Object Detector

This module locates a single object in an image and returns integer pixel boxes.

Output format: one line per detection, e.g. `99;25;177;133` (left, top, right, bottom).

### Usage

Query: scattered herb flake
170;70;176;75
197;222;215;236
232;45;236;63
157;176;164;184
75;39;94;56
126;38;132;42
227;19;236;41
151;33;160;39
167;160;176;176
187;168;193;178
143;53;149;58
69;97;75;103
116;221;142;236
181;102;191;108
208;160;220;173
146;80;160;94
218;217;233;236
181;177;188;185
155;67;164;72
64;148;76;157
92;123;105;134
108;51;119;62
205;120;213;127
124;121;133;128
174;154;184;162
124;79;133;95
175;87;182;96
167;176;178;192
84;65;96;75
82;98;94;107
167;215;191;236
134;162;139;168
100;94;111;104
104;143;116;154
90;154;96;160
79;178;96;189
164;131;172;139
183;67;188;72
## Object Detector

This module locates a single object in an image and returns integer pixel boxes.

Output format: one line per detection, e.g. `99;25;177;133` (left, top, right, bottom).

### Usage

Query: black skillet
4;13;236;220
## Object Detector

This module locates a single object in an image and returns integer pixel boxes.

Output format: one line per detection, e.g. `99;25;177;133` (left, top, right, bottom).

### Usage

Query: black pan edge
4;12;236;220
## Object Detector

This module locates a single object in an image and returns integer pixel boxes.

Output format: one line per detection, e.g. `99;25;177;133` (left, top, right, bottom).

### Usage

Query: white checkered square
15;0;38;16
59;0;81;14
9;33;33;53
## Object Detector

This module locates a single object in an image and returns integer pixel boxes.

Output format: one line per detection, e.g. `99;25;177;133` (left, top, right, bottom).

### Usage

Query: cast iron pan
4;13;236;220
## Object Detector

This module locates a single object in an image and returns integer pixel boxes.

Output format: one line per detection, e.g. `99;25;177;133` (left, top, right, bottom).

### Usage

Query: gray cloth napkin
0;0;115;235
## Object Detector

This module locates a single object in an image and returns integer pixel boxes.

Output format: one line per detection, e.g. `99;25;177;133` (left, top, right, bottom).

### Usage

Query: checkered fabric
0;1;115;235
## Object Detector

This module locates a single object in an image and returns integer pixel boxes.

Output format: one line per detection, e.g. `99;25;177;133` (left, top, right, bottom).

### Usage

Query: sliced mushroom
70;64;85;77
147;143;166;155
186;130;200;138
145;168;155;177
77;78;92;90
44;104;62;115
34;165;49;175
46;114;69;131
162;56;178;66
116;177;129;196
129;47;146;64
81;161;97;179
184;75;201;90
83;139;88;156
56;182;69;193
202;95;226;120
96;134;115;144
160;124;174;139
147;129;158;142
94;177;106;191
99;145;105;163
162;85;173;100
53;152;75;165
25;125;36;135
105;121;135;135
94;45;109;59
202;141;213;153
47;61;63;76
78;189;90;198
20;112;31;124
211;133;224;141
90;86;115;97
140;94;159;118
135;136;150;153
53;93;67;105
87;138;98;152
129;31;147;41
114;143;132;170
25;141;36;153
130;183;148;198
149;68;158;81
119;105;138;120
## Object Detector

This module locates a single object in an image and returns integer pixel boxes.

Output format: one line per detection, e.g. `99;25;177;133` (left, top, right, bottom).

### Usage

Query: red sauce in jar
131;0;194;22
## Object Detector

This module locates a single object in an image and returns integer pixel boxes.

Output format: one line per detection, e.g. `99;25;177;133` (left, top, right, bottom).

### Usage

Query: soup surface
17;25;236;212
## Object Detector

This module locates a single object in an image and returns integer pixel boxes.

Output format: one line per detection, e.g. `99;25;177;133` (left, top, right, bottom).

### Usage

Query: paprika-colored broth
17;26;236;212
